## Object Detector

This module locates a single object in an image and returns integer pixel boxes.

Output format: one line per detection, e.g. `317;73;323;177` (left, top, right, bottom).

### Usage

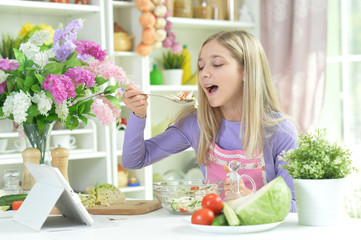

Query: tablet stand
13;163;93;231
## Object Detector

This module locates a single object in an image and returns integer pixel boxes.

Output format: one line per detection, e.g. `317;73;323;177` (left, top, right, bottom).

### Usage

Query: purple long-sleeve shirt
122;111;298;212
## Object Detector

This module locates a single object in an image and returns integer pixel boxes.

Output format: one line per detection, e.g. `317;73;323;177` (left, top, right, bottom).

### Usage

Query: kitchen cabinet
105;0;259;199
0;0;111;193
0;0;259;199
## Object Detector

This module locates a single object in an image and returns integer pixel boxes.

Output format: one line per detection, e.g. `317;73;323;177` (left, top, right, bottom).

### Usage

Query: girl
122;30;298;212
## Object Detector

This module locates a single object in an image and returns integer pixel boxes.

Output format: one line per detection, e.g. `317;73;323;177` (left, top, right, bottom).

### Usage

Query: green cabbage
81;183;125;207
234;176;291;225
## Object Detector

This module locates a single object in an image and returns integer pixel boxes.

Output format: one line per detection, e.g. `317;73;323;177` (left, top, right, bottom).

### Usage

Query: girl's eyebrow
198;55;224;62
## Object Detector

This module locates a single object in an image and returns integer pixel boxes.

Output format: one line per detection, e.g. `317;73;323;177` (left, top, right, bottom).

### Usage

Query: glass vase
22;122;54;165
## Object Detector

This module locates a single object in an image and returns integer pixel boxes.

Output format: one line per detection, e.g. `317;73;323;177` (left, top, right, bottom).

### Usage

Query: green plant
161;49;184;69
280;128;358;179
0;33;23;59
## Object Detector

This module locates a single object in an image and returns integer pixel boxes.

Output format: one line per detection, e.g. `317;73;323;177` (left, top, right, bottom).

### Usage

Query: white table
0;209;360;240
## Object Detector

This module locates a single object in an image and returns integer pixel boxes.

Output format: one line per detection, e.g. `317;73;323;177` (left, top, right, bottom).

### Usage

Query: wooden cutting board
86;200;162;215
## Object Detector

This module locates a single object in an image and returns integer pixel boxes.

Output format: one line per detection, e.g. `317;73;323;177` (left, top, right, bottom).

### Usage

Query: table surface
0;208;360;240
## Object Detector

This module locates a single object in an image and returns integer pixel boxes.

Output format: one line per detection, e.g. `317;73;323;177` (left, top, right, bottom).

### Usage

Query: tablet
13;163;94;231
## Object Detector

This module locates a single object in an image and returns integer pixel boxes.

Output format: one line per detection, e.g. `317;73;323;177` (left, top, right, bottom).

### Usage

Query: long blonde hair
175;30;289;165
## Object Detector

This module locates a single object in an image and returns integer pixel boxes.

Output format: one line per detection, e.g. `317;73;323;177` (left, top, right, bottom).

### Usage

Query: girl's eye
199;66;204;71
214;64;223;68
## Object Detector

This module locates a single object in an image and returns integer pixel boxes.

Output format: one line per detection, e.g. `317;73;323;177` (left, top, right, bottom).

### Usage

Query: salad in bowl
153;179;223;214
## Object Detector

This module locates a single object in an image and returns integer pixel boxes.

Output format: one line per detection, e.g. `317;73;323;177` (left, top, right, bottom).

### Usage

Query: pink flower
171;42;183;54
0;58;19;71
85;56;129;86
42;74;75;104
64;67;95;88
91;97;118;126
74;40;107;62
0;82;7;94
162;38;173;48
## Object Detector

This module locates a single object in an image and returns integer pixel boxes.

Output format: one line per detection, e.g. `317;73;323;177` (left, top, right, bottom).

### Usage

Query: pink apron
205;143;267;191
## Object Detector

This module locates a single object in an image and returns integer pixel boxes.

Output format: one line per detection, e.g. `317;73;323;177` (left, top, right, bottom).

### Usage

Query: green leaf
24;75;35;90
78;104;85;115
66;116;79;130
105;95;121;109
63;58;83;68
66;51;78;60
36;119;45;135
35;74;45;85
43;62;64;76
27;105;40;117
78;115;88;126
15;77;25;91
103;85;117;95
95;76;107;85
13;48;25;66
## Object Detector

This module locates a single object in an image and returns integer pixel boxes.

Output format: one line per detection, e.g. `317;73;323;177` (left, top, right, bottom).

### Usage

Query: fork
139;93;195;104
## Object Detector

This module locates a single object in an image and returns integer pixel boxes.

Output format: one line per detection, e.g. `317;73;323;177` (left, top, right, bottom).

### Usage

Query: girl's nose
200;66;211;79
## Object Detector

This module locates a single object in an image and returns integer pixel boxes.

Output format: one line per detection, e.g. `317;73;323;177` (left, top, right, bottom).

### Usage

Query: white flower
19;42;40;60
55;102;69;122
32;52;49;68
32;91;52;116
3;90;32;124
29;30;51;46
0;70;9;84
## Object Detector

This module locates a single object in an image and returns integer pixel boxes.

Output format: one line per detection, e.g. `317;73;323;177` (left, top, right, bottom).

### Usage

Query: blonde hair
175;30;290;165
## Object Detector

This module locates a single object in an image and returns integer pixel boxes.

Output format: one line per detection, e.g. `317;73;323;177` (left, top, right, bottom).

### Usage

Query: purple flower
162;38;173;48
74;40;107;62
65;67;95;88
0;58;19;71
0;82;7;94
42;74;75;104
52;19;83;62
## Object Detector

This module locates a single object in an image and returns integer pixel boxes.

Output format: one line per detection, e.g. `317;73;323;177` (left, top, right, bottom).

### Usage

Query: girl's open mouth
205;84;218;94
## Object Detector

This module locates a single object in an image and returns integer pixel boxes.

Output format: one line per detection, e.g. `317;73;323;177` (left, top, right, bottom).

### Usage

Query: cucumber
0;194;28;209
223;202;240;226
211;213;229;226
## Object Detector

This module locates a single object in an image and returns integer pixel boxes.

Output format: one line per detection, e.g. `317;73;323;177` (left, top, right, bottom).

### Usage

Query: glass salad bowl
153;179;224;214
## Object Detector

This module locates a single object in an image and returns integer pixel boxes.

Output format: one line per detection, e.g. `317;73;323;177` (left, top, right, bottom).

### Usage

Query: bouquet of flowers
0;19;133;163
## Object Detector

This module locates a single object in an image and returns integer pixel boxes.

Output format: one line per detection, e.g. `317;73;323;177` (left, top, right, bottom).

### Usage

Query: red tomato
191;208;215;225
12;201;24;211
201;193;223;215
179;208;188;213
190;186;199;191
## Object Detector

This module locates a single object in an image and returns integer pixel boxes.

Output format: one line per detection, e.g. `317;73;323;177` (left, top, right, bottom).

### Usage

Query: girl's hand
222;165;253;196
123;85;148;118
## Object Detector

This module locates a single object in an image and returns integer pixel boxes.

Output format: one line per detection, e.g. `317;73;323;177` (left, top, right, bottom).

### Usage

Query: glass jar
174;0;193;18
193;0;214;19
2;169;21;194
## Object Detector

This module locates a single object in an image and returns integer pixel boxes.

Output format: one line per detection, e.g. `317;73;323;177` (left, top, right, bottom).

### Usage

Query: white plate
185;217;283;234
0;210;15;219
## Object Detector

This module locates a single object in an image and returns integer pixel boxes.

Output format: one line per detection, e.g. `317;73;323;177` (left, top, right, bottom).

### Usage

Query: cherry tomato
190;186;199;191
191;208;215;225
12;201;24;211
201;193;223;215
179;208;188;213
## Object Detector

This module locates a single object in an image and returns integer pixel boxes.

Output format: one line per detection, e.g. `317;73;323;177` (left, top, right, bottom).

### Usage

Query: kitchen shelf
120;185;145;193
0;151;107;165
112;1;134;9
114;51;139;57
0;0;100;15
168;17;255;30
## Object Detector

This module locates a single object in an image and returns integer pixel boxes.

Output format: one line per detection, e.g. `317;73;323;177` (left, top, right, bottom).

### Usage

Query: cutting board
86;200;162;215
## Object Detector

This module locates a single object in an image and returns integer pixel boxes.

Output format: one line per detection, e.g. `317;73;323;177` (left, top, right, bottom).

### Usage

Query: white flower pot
294;178;345;226
162;69;183;86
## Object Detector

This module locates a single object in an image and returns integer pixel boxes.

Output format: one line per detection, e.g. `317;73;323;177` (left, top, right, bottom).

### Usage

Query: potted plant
281;128;358;226
160;49;184;85
0;33;23;59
